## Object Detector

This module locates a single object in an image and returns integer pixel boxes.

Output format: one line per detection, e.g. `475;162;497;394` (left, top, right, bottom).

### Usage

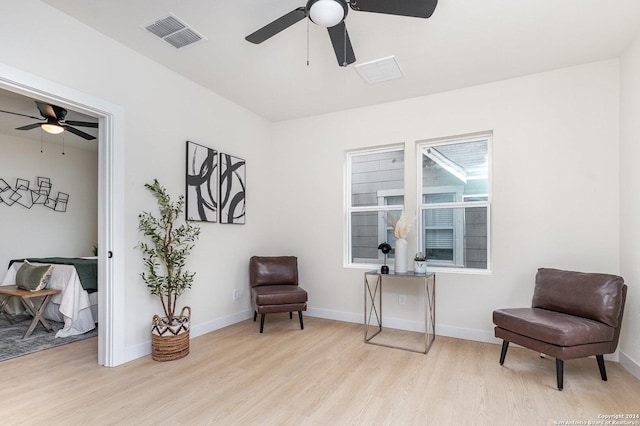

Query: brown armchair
493;268;627;390
249;256;308;333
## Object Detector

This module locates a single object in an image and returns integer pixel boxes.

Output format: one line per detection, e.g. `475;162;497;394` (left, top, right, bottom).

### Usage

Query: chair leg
499;340;509;365
596;355;607;381
556;359;564;391
260;314;266;333
298;311;304;330
289;312;293;320
253;311;257;322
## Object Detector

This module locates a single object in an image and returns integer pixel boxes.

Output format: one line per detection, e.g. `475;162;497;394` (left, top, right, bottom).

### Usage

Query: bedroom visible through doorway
0;62;125;367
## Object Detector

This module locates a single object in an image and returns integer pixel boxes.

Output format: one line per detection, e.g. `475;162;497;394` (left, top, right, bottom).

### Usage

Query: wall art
185;141;218;222
0;176;69;212
219;153;246;224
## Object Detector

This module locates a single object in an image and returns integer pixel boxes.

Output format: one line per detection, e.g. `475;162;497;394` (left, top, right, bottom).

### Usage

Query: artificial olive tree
137;179;200;322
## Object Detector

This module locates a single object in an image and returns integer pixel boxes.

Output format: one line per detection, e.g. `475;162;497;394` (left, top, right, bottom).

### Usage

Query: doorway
0;62;124;366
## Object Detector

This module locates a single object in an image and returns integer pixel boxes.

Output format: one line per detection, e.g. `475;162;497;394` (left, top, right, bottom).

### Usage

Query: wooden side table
0;285;62;339
364;270;436;354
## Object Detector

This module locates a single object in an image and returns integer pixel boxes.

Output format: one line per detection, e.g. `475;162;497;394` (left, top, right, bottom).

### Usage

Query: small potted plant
414;252;427;274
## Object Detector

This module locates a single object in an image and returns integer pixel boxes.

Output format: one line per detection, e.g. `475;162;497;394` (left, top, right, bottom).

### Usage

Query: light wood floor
1;316;639;425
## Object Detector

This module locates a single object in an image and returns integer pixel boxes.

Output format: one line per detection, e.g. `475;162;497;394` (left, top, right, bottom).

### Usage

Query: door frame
0;62;125;366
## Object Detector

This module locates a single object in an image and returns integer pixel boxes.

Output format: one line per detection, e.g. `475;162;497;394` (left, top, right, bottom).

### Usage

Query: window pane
463;206;488;269
421;206;488;269
425;193;455;204
351;209;402;264
420;140;488;202
351;149;404;207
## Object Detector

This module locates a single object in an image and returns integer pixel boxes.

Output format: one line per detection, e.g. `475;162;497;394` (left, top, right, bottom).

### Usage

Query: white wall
0;1;274;361
273;60;621;344
0;134;98;269
619;31;640;378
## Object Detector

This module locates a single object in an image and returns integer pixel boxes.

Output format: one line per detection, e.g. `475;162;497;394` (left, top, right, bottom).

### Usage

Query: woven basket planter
151;306;191;362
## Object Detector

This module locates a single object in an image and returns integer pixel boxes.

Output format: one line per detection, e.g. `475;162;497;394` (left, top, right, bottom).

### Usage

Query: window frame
416;134;492;274
345;145;405;268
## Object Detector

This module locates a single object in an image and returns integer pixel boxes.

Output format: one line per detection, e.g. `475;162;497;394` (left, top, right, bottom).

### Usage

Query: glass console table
364;270;436;354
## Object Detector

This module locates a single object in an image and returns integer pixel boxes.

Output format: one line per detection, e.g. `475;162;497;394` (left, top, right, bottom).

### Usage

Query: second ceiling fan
245;0;438;67
0;100;97;140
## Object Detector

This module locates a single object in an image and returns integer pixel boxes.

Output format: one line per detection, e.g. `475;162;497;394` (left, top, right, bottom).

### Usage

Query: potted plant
414;252;427;274
137;179;200;361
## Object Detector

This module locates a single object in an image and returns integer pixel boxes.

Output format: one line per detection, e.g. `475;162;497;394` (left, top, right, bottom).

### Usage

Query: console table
364;270;435;354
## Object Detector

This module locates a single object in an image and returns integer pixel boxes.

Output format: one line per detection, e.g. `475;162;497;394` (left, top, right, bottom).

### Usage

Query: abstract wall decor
0;176;69;212
219;153;246;224
185;141;218;222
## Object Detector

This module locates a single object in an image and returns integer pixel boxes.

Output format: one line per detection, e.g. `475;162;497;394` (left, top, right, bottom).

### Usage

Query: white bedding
1;262;97;337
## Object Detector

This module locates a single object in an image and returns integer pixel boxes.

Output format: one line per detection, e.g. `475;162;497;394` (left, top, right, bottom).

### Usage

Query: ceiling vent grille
145;14;206;49
355;56;404;84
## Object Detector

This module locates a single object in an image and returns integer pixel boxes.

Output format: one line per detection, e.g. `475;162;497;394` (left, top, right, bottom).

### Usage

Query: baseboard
124;341;151;364
190;309;254;337
437;324;499;344
306;307;499;344
123;309;254;363
619;349;640;380
306;307;362;325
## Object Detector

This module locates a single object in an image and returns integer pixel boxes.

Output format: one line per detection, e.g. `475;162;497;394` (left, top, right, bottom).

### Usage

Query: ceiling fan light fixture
307;0;347;27
41;122;64;135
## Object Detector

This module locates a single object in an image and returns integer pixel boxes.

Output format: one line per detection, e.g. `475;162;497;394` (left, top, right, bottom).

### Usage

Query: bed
0;257;97;337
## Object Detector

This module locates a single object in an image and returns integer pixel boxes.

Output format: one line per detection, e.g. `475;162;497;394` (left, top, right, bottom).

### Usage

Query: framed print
186;141;218;222
219;153;245;224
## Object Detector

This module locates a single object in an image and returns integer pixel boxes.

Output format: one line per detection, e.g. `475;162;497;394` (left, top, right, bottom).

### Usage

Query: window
417;135;491;271
346;146;404;267
345;135;490;272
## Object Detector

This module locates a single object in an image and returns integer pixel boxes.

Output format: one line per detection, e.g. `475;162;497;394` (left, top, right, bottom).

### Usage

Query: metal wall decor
0;176;69;212
185;141;218;222
219;153;246;224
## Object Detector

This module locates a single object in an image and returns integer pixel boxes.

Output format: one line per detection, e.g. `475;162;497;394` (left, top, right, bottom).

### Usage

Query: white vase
394;238;408;273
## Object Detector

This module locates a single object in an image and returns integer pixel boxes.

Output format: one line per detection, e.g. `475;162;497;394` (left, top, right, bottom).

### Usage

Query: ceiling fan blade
35;101;57;119
62;125;96;140
350;0;438;18
327;22;356;67
65;120;98;128
15;123;42;131
0;109;42;120
246;7;307;44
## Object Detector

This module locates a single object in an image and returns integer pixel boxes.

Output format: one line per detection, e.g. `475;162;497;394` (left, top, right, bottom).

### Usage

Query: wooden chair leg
260;314;266;333
0;296;15;324
253;311;257;322
499;340;509;365
21;295;55;339
596;355;608;381
556;359;564;391
289;312;292;319
298;311;304;330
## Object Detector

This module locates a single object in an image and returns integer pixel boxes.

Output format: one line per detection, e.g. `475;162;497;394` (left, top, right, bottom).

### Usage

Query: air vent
355;56;404;84
145;14;206;49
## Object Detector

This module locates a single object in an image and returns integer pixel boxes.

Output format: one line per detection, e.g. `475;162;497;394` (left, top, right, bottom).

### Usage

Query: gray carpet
0;314;98;362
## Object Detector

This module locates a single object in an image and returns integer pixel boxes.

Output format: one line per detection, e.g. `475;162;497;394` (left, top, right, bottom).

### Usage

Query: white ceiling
36;0;640;122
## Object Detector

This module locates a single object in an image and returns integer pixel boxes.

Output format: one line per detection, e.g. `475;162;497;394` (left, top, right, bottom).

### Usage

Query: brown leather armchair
493;268;627;390
249;256;308;333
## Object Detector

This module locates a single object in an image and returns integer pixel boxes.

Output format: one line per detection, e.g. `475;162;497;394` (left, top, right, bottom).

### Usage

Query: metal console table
364;270;436;354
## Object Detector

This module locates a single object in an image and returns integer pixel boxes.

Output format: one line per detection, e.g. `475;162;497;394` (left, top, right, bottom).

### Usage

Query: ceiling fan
245;0;438;67
0;101;97;140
